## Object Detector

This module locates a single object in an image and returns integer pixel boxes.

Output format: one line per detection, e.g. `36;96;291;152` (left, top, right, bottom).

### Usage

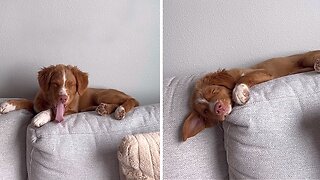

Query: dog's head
37;64;88;121
182;70;235;141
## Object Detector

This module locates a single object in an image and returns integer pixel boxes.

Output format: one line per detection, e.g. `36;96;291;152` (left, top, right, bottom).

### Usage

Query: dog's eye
66;81;75;87
51;83;59;88
203;109;209;114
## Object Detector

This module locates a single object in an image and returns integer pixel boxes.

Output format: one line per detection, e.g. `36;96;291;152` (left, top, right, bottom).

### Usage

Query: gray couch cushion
163;75;229;179
224;72;320;179
0;99;33;180
26;104;159;180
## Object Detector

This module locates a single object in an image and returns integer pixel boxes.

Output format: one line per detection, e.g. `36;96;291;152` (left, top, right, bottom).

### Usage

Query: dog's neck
65;94;80;114
226;69;245;81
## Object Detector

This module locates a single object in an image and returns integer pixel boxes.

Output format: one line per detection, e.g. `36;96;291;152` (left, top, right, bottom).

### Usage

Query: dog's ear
38;65;55;91
70;66;88;96
182;111;206;141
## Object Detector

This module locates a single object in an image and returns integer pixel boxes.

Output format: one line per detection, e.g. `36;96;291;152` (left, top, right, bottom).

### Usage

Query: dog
0;64;139;127
182;50;320;141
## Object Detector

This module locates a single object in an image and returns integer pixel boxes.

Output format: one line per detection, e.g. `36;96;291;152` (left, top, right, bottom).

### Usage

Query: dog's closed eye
196;98;208;104
51;83;59;88
66;81;76;87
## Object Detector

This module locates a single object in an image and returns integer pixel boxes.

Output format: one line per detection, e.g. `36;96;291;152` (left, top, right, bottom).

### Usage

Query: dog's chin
217;115;227;122
52;100;68;113
54;103;67;108
215;112;230;122
223;104;233;118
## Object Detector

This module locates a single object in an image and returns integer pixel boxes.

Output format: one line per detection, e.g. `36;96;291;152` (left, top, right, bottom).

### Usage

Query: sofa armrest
0;98;33;180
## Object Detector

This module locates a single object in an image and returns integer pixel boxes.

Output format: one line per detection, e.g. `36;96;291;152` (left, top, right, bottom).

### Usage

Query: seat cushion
26;104;159;180
163;74;229;179
0;99;33;180
224;72;320;179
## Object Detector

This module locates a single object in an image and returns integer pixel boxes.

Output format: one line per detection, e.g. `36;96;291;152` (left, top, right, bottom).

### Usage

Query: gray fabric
224;72;320;179
163;75;229;179
26;104;159;180
0;99;33;180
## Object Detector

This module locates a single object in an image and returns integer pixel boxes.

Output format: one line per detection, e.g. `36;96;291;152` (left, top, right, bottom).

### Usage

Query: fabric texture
26;104;160;180
0;99;33;180
118;132;160;180
224;72;320;179
163;74;229;179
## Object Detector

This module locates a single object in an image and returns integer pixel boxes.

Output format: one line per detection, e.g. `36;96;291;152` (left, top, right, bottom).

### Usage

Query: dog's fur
0;64;139;127
183;50;320;141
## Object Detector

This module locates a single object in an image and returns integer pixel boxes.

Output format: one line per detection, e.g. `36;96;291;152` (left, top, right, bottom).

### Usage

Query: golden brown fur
183;50;320;141
1;64;139;125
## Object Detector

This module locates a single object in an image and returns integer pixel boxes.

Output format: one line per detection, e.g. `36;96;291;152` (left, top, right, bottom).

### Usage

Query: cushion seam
33;125;159;137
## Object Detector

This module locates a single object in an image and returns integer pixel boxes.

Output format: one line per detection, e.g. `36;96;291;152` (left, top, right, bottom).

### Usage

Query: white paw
314;58;320;72
232;83;250;105
0;101;16;114
32;109;52;127
114;106;126;120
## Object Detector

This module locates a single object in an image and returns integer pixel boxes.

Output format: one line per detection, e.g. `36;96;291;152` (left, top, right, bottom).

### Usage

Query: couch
164;71;320;179
0;101;159;180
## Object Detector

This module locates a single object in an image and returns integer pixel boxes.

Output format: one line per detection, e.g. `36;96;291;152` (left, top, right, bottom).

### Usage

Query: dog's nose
214;101;225;115
59;95;68;104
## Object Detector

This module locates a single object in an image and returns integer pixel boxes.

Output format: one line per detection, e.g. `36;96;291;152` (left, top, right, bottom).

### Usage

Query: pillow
163;74;229;179
118;132;160;180
224;72;320;179
26;104;160;180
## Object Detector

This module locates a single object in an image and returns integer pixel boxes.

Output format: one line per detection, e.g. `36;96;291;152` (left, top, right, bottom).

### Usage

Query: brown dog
0;64;139;127
182;50;320;141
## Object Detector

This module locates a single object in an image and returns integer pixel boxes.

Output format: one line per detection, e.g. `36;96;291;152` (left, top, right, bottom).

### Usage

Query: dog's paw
314;58;320;72
232;83;250;105
32;110;52;127
96;103;115;116
0;101;16;114
114;106;126;120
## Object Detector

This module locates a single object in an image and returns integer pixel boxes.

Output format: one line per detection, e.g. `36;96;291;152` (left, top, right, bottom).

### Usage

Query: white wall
0;0;159;105
164;0;320;78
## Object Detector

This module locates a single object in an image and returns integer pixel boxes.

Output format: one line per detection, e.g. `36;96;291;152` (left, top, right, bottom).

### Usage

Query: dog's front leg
0;99;34;114
233;70;274;105
32;109;53;127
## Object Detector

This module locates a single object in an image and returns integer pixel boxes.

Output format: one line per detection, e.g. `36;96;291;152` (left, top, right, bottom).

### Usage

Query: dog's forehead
200;86;218;97
64;68;76;81
195;85;230;104
50;68;64;80
204;85;220;91
50;66;75;81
